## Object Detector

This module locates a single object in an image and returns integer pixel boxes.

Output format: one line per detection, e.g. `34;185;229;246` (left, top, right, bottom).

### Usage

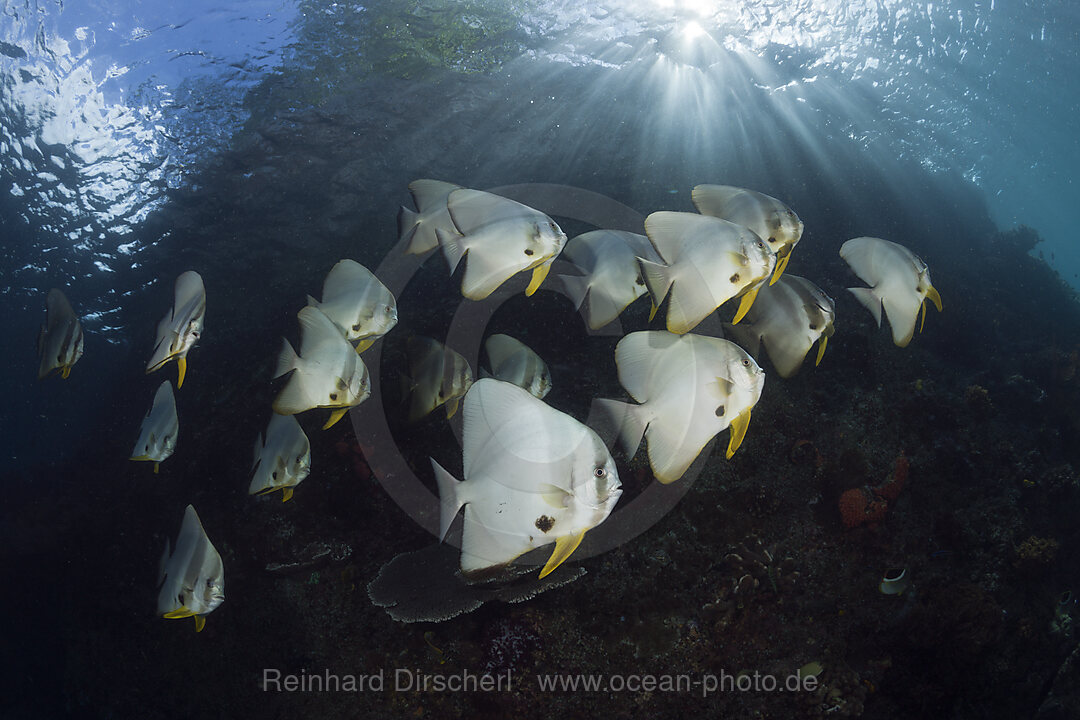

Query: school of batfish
36;181;942;631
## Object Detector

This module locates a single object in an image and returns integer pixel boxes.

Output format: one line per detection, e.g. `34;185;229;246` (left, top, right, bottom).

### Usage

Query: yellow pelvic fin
648;301;659;322
726;408;753;459
194;615;206;633
445;396;461;419
815;335;828;366
918;299;927;333
731;286;761;324
539;530;587;579
153;462;160;474
163;606;194;619
61;366;71;379
176;357;187;389
769;252;791;285
130;455;151;462
282;487;294;502
926;285;943;312
354;337;375;354
525;262;550;297
323;407;349;430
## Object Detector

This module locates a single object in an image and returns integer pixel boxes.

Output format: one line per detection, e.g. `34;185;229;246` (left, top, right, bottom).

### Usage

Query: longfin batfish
437;189;567;300
37;288;84;380
432;379;621;577
840;237;941;347
157;505;224;632
692;185;804;284
146;271;205;388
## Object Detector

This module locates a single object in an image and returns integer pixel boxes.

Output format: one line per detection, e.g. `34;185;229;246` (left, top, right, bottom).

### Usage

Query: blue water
3;1;1079;717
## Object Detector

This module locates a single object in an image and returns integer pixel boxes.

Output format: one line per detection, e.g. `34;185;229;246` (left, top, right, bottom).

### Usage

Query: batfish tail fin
437;228;467;274
398;206;420;250
274;338;300;379
638;257;673;308
847;287;883;327
558;273;590;311
594;398;648;458
431;459;465;542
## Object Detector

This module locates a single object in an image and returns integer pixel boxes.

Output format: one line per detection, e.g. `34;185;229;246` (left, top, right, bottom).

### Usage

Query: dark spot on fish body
715;405;725;417
535;515;555;533
329;392;338;401
524;248;534;256
730;273;740;283
636;276;645;286
809;323;818;330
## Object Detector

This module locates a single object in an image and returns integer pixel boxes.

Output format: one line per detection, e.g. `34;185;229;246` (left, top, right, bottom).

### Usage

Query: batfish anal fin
815;335;828;366
163;606;194;619
926;285;943;312
731;285;761;324
726;408;753;459
323;408;349;430
539;529;587;579
525;262;551;297
770;252;791;284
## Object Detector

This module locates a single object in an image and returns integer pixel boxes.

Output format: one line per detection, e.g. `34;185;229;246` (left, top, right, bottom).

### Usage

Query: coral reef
837;455;907;528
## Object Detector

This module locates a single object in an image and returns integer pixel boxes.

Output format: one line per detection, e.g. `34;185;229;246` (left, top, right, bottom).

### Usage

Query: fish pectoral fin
444;396;461;419
539;484;570;509
539;530;587;579
194;615;206;633
322;408;349;430
815;335;828;366
525;262;551;297
354;337;375;354
726;408;753;459
731;285;761;325
281;487;294;502
176;357;187;388
163;606;194;619
769;253;791;285
926;286;943;312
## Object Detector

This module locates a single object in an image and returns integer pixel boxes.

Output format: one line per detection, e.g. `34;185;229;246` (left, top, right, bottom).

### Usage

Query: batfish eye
741;358;751;367
594;467;606;478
